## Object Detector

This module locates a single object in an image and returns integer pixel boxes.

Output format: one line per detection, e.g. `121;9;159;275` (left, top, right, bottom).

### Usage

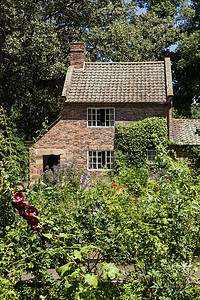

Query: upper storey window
87;108;115;127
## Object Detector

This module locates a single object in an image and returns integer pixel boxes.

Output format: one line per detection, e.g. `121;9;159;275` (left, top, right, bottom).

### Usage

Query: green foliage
115;117;168;169
187;145;200;175
0;127;200;299
0;276;20;299
136;0;182;17
1;0;181;139
86;4;179;62
1;0;199;135
0;107;29;236
1;155;200;298
173;1;200;116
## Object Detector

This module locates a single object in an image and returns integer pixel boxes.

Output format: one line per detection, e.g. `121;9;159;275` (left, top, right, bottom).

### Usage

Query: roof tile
171;119;200;145
64;62;167;103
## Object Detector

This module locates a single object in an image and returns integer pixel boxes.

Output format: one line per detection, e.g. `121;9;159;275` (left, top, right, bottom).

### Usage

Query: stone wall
29;102;169;179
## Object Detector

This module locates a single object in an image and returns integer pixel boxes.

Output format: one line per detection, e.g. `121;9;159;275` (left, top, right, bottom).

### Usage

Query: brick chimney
70;42;86;69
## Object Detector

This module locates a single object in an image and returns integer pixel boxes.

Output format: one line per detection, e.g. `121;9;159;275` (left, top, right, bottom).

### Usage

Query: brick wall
29;102;169;179
70;42;86;69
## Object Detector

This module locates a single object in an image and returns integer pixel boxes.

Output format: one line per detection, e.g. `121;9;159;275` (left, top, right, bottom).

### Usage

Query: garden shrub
0;107;29;237
1;150;200;298
187;145;200;175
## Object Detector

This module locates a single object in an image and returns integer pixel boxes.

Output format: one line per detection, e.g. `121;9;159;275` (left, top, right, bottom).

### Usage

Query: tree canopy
0;0;199;139
173;0;200;116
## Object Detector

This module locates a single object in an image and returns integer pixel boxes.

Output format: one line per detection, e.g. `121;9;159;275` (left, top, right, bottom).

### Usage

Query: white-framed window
147;150;157;163
87;108;115;127
88;150;114;170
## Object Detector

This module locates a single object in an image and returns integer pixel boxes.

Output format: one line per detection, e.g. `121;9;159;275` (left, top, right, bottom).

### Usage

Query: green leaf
59;233;70;239
42;233;52;239
74;250;82;261
101;263;124;280
56;262;73;277
84;273;98;288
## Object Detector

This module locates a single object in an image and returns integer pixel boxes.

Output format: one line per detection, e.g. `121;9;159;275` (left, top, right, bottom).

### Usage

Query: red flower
27;206;39;216
11;199;29;211
18;209;27;218
117;187;119;190
25;215;39;227
113;184;118;187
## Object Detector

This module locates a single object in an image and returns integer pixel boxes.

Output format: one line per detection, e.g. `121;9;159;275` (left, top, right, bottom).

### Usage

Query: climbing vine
114;117;168;169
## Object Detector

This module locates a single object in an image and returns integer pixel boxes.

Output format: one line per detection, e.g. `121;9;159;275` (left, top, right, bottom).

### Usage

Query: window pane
88;150;114;170
147;150;157;162
100;109;105;126
88;108;114;127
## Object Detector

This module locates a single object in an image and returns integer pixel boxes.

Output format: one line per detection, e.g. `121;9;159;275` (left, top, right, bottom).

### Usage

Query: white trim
87;150;114;170
87;107;115;127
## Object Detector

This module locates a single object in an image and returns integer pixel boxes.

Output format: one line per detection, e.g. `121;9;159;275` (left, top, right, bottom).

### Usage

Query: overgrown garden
1;111;200;299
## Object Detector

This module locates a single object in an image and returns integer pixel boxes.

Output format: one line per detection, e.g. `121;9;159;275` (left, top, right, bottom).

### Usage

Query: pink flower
14;191;24;201
33;225;40;232
27;206;39;216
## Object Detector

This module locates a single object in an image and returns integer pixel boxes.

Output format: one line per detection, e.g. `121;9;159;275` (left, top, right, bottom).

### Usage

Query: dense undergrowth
1;109;200;299
1;154;200;299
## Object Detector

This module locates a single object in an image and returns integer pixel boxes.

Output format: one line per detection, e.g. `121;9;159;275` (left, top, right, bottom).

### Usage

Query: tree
173;0;200;116
86;3;179;62
0;0;180;139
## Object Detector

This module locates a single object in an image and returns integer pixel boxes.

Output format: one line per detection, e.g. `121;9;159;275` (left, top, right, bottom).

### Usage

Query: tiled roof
171;119;200;145
63;62;167;103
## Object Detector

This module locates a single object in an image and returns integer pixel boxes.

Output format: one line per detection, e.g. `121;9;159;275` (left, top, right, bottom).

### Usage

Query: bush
1;156;200;299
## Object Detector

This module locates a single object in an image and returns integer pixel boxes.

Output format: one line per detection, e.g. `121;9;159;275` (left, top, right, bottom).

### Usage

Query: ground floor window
147;150;157;163
43;155;60;171
88;150;114;170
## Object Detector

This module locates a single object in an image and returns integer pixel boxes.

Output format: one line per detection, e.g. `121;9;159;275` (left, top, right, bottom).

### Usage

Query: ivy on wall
186;145;200;175
114;117;168;169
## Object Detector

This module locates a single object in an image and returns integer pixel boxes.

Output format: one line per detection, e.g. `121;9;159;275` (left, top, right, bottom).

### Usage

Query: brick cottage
28;42;200;180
